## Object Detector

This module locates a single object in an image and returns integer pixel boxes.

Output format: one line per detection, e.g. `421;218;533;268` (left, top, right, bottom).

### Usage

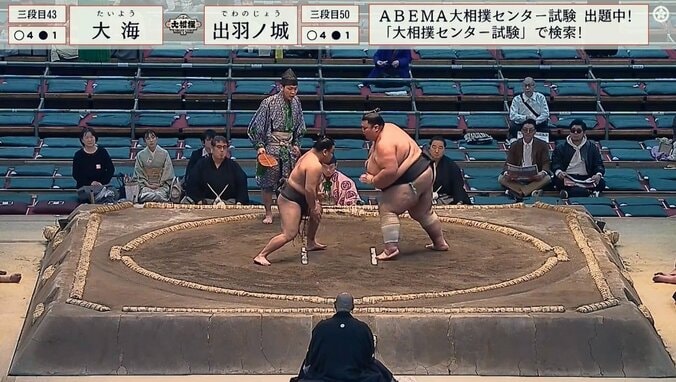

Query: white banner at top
368;4;650;46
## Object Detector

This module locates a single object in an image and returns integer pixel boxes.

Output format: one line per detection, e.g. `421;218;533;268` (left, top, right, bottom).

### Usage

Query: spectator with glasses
185;136;249;205
508;77;550;141
551;120;606;198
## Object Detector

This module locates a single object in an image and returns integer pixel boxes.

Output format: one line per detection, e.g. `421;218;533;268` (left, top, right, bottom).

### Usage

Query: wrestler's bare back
286;150;323;196
366;123;422;183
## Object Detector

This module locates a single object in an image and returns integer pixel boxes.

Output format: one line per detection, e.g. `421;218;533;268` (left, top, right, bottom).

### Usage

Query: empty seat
326;113;362;129
0;113;35;126
417;81;460;96
147;49;186;58
186;114;227;127
620;205;667;217
137;113;178;127
598;140;642;150
644;81;676;96
46;79;87;93
328;49;369;59
419;114;460;128
9;165;55;176
324;81;362;95
639;169;676;181
233;113;254;127
87;113;132;128
233;80;275;94
467;151;506;161
334;139;366;149
416;49;456;59
464;115;507;129
608;115;652;130
581;204;618;217
539;49;579;59
609;149;654;161
106;147;131;159
52;177;77;189
0;147;35;159
37;147;77;159
191;49;231;58
7;177;53;189
454;49;492;59
92;79;134;94
39;112;83;127
553;82;594;96
0;136;38;147
141;80;183;94
555;115;598;129
333;148;368;161
185;80;226;94
102;137;133;148
32;192;80;214
0;78;41;93
648;178;676;191
0;193;30;214
501;49;540;59
615;197;663;207
459;82;501;96
42;137;82;147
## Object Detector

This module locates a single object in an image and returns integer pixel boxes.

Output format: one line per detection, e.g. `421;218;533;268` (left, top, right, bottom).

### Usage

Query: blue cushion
598;140;642;149
460;83;501;95
148;49;186;58
455;49;492;59
52;177;77;189
334;148;368;161
185;80;226;94
555;116;597;129
340;166;363;178
418;81;460;96
0;78;41;93
137;113;177;127
463;168;501;178
334;139;366;149
639;169;676;181
233;113;254;127
648;178;676;191
54;166;72;177
326;113;362;129
107;147;130;159
467;176;502;191
246;177;258;190
33;192;79;202
191;49;230;58
304;114;316;128
0;147;35;158
47;79;87;93
554;82;594;96
93;79;134;94
615;197;663;207
183;138;203;149
645;82;676;96
654;115;675;128
187;114;227;127
419;114;460;128
609;149;654;161
9;165;55;176
464;115;507;129
665;198;676;208
381;113;409;128
230;149;257;160
445;150;467;162
230;138;251;148
329;49;368;59
42;138;81;148
39;112;83;127
369;84;410;93
417;49;456;59
0;136;38;146
0;192;32;203
8;177;53;189
235;49;270;58
629;49;669;58
609;115;652;129
324;81;362;95
234;80;274;94
601;82;646;96
0;113;35;126
142;80;183;94
501;49;540;59
540;49;579;59
298;81;319;95
467;151;506;161
605;175;644;191
240;163;256;178
87;113;132;127
583;204;618;217
569;197;614;206
38;147;77;159
102;138;132;148
621;205;667;217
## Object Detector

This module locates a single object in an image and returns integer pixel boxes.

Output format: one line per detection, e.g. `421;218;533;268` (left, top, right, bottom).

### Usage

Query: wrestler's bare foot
0;273;21;283
262;215;273;224
425;242;449;251
306;242;327;251
376;248;400;260
253;256;271;266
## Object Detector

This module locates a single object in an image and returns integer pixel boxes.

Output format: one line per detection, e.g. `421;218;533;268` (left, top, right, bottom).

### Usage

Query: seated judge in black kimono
184;129;216;183
186;136;250;205
427;136;471;205
292;293;396;382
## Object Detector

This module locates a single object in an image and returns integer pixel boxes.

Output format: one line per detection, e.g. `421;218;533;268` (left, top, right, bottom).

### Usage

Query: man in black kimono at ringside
427;136;471;205
186;136;250;205
291;293;397;382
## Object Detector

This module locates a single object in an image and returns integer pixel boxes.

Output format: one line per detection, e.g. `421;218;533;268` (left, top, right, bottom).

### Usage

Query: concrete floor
0;215;674;382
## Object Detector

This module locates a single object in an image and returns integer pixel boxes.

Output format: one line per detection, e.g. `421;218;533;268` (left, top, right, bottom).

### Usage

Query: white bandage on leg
419;211;439;229
380;212;400;244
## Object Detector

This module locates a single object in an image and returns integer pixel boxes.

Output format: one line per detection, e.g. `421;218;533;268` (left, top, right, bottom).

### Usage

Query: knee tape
419;211;439;229
380;212;400;243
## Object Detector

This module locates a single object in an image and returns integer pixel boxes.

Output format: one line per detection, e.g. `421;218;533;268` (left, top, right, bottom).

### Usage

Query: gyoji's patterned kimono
134;146;175;202
320;171;363;206
247;92;306;191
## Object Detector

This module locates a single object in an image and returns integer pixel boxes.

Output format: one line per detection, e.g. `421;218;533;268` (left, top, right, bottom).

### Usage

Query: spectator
427;136;471;205
291;293;396;382
72;127;115;189
508;77;550;140
364;49;412;86
320;156;363;206
551;119;605;198
185;136;249;205
185;129;216;183
498;120;552;201
134;130;176;202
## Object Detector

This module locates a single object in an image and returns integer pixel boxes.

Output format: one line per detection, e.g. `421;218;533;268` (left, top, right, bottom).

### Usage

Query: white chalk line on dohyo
122;305;566;314
113;207;567;307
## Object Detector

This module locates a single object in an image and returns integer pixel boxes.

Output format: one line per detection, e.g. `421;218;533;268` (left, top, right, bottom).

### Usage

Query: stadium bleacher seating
0;47;675;216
